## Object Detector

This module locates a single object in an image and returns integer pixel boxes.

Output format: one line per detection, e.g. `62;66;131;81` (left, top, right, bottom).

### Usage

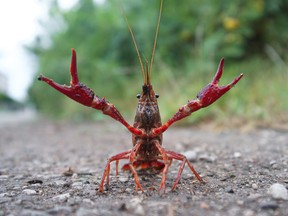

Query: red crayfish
38;0;243;192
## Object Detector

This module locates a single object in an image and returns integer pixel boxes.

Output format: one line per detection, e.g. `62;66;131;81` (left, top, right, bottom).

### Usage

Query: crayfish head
137;61;159;102
133;61;161;131
133;83;161;130
136;84;159;102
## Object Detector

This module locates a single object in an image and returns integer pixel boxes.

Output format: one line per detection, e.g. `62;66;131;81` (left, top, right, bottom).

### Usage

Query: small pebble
0;175;9;180
237;200;244;205
119;203;127;211
260;202;279;210
52;193;70;201
127;197;142;207
0;197;12;204
267;183;288;200
200;202;210;209
63;167;74;177
269;160;276;166
119;176;129;182
54;180;68;186
251;183;258;190
75;207;99;216
226;188;235;194
71;173;78;179
82;198;94;205
126;197;145;215
233;152;242;158
198;153;217;163
72;182;83;189
243;209;255;216
247;193;262;201
125;188;133;193
134;205;145;216
183;150;197;162
22;189;37;195
27;179;43;185
0;193;8;197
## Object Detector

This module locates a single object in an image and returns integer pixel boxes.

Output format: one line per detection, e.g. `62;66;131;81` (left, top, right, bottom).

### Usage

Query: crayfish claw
211;57;225;85
70;48;79;85
38;49;96;107
212;58;243;89
37;74;44;81
227;73;244;88
37;74;51;83
196;59;244;108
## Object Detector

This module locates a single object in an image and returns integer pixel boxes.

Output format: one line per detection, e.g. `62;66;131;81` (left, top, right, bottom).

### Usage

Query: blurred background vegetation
28;0;288;127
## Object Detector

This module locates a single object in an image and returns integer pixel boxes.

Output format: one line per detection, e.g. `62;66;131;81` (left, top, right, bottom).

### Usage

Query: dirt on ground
0;112;287;216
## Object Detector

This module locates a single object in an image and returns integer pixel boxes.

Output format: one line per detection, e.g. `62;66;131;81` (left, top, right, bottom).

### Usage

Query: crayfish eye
156;94;159;98
136;94;141;99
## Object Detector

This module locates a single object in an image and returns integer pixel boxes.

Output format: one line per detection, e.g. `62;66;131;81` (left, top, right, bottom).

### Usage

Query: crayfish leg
166;150;204;190
98;150;131;192
154;142;170;192
128;163;144;192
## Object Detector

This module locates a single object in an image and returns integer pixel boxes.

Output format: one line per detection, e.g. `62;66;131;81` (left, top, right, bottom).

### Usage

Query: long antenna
118;0;145;84
149;0;163;78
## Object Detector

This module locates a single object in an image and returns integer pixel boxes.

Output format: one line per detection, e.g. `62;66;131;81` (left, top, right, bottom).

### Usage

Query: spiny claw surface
152;58;244;137
39;49;145;137
38;49;95;107
197;58;243;107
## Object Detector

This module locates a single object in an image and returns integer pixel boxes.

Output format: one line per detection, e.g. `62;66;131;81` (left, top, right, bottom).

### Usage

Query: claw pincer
196;58;243;108
38;49;95;107
38;75;95;107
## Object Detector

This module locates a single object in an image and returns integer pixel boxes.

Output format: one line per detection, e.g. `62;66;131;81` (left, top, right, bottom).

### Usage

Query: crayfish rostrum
38;0;243;192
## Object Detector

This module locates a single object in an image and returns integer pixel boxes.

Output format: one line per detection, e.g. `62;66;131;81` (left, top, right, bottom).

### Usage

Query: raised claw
70;48;79;85
38;49;95;107
197;58;243;108
38;49;145;137
38;75;95;107
151;58;243;137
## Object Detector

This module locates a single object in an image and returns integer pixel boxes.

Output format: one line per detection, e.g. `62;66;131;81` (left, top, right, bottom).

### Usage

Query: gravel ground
0;115;288;216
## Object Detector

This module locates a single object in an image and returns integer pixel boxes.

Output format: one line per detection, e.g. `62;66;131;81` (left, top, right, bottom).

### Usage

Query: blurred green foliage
0;93;24;110
29;0;288;125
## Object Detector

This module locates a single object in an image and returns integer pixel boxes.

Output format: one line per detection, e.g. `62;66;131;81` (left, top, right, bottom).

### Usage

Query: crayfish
38;0;243;192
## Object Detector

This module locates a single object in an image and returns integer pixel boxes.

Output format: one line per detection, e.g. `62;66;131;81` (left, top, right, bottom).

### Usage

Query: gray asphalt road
0;116;287;216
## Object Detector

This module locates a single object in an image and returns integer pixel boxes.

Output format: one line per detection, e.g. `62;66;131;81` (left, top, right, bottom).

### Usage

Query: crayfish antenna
149;0;163;78
117;0;145;84
145;60;150;85
118;0;163;84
